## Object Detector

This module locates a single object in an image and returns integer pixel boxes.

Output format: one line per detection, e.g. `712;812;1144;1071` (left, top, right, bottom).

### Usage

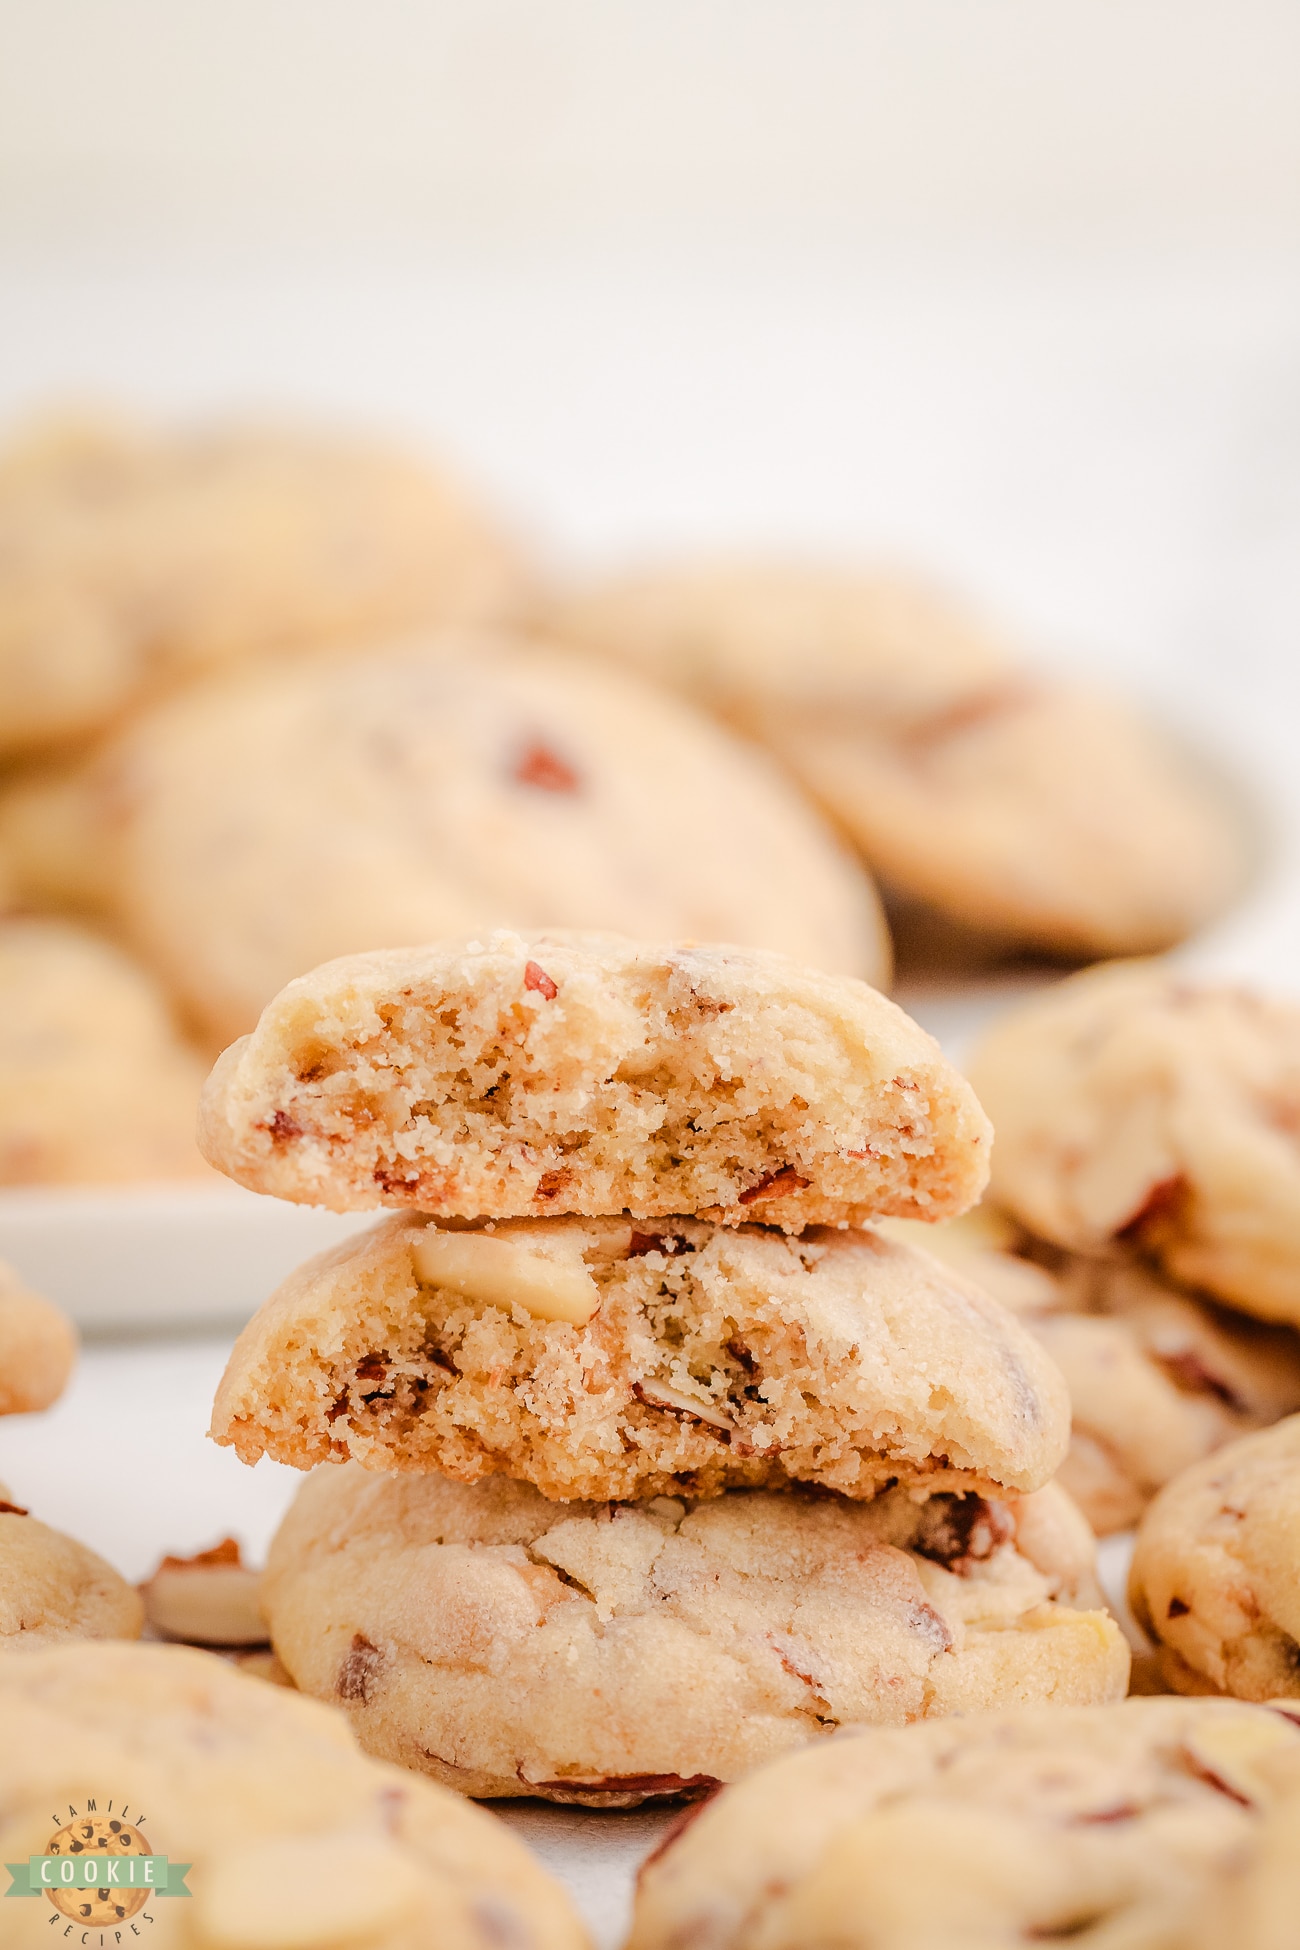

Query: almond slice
411;1227;599;1326
142;1541;267;1648
1183;1715;1300;1807
196;1834;424;1948
635;1377;735;1433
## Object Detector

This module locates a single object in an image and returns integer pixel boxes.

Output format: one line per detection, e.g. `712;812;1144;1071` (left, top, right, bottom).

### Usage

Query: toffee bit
738;1165;811;1205
513;741;582;794
523;960;559;1001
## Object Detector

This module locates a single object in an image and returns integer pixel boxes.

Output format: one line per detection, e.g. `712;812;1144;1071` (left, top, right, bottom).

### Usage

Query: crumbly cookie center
253;981;944;1219
291;1224;990;1500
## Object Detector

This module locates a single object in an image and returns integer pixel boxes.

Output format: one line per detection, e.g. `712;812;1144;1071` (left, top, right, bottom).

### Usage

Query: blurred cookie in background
968;961;1300;1326
627;1695;1300;1950
0;915;210;1183
0;1496;144;1645
881;1210;1300;1536
0;637;891;1047
0;1261;77;1415
0;1642;589;1950
551;560;1251;959
0;411;531;760
1023;1256;1300;1537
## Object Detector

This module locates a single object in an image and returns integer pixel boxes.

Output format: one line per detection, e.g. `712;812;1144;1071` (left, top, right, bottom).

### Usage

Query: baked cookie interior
213;1212;1070;1501
199;930;990;1227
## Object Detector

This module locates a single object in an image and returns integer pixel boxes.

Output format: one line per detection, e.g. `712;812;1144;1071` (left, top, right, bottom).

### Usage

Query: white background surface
1;6;1298;1940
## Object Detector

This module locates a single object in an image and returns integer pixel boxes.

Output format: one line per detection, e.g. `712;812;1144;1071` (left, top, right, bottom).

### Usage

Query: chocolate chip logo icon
44;1816;152;1924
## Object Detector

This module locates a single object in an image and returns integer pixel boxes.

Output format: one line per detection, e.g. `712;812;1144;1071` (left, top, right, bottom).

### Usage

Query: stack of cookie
201;930;1128;1804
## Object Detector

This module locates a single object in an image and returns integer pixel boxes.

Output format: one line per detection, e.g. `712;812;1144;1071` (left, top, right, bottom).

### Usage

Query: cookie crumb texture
212;1213;1068;1500
627;1694;1300;1950
199;931;989;1227
0;1641;587;1950
1129;1414;1300;1703
969;960;1300;1326
262;1466;1126;1802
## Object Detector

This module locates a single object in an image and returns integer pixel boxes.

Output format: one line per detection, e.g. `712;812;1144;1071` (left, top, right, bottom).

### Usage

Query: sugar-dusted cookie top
0;413;529;758
968;960;1300;1326
554;560;1251;957
629;1694;1300;1950
1129;1414;1300;1703
0;1641;589;1950
262;1466;1125;1804
199;930;989;1225
0;1501;143;1645
1;640;891;1045
211;1212;1068;1501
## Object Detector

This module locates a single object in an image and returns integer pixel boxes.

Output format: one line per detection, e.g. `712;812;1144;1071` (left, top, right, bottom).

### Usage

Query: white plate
0;1183;374;1332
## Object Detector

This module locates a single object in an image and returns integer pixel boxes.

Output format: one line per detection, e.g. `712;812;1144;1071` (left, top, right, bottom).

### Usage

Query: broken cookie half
198;930;991;1229
210;1212;1070;1503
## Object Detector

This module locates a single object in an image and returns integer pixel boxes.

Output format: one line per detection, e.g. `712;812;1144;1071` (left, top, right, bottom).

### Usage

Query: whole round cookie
211;1212;1069;1501
628;1694;1300;1950
262;1464;1126;1803
1129;1414;1300;1701
0;1502;143;1644
0;915;210;1184
0;1640;587;1950
552;559;1250;957
198;930;981;1227
880;1213;1300;1536
3;640;891;1046
0;413;529;758
0;1259;77;1415
967;960;1300;1325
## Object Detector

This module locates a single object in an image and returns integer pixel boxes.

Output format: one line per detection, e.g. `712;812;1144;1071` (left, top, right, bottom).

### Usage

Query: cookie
0;1501;144;1645
211;1212;1069;1501
0;1260;77;1415
0;1640;587;1949
261;1464;1127;1803
1199;1776;1300;1950
198;929;982;1226
628;1695;1300;1950
968;961;1300;1324
0;915;210;1184
1129;1414;1300;1701
553;560;1249;957
0;413;529;758
1;639;891;1046
875;1204;1062;1315
886;1206;1300;1534
1027;1256;1300;1537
